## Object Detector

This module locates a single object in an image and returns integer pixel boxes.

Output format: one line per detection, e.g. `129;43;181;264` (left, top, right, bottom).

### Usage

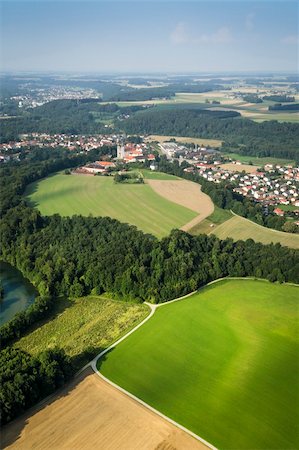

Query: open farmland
1;368;206;450
189;206;233;235
223;152;295;166
144;134;223;148
219;163;260;173
173;92;299;122
147;179;214;232
99;279;299;450
15;296;149;369
212;214;299;249
25;173;198;237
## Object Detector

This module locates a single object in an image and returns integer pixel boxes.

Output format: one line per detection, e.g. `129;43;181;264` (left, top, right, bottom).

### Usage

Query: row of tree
155;157;297;233
0;149;298;425
120;108;299;160
0;347;73;425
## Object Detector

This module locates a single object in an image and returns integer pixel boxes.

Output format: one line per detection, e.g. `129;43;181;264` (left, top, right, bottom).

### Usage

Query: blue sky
1;1;298;73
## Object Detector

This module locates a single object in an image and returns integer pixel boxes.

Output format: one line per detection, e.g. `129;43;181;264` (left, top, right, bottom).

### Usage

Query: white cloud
170;24;233;45
281;35;298;45
245;13;255;31
170;22;188;44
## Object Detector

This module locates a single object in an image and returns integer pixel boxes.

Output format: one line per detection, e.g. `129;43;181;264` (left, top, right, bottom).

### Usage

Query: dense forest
0;347;73;425
263;95;295;102
242;94;262;103
0;101;145;142
1;150;299;424
0;153;298;309
120;108;299;160
109;83;225;101
2;95;299;162
268;103;299;111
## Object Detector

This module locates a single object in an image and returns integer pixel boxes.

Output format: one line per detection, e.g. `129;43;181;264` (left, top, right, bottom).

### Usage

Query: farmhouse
273;208;285;216
75;160;116;175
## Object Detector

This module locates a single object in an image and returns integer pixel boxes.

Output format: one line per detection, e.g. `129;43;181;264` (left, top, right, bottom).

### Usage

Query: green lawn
25;173;197;237
212;214;299;249
99;279;299;450
15;296;149;370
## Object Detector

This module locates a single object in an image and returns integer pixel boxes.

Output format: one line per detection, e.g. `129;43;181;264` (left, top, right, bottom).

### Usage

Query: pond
0;261;37;326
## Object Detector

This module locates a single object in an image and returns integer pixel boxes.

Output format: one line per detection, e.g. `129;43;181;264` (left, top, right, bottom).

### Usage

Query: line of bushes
0;295;55;348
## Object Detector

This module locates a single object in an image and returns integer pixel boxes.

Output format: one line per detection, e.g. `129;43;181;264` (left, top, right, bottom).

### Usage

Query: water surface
0;261;37;326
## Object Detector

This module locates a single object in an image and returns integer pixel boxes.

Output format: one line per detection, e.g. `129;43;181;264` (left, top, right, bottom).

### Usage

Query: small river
0;261;37;326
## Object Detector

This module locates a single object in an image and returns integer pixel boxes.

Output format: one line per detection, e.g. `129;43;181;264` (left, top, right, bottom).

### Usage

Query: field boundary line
230;210;299;236
90;276;298;450
92;362;218;450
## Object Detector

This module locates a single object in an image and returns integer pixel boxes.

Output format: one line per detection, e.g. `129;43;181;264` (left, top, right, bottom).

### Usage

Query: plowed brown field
2;369;207;450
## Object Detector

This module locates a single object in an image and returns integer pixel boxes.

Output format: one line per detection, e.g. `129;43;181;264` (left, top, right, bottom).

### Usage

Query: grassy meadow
15;296;149;369
189;206;232;235
223;152;295;166
139;169;181;180
99;279;299;450
212;214;299;249
25;172;197;237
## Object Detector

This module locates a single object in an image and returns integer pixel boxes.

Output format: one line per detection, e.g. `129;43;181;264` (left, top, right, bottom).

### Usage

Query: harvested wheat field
2;368;207;450
147;179;214;232
219;163;260;173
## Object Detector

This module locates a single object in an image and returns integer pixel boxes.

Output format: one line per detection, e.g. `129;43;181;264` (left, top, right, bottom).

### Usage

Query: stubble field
212;214;299;249
2;368;206;450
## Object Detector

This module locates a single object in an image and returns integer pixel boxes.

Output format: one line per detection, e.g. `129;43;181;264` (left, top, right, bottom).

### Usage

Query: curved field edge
211;213;299;249
1;368;207;450
24;172;198;238
96;279;299;450
14;296;151;370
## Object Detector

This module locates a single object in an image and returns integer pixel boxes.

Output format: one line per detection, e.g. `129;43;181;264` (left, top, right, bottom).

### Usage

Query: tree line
120;108;299;160
155;157;297;233
0;150;298;424
0;347;73;425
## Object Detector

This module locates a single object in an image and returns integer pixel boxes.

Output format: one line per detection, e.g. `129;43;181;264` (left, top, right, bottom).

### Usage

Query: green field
139;169;180;180
222;152;295;166
189;206;232;235
25;173;197;237
212;214;299;249
104;92;298;122
99;279;299;450
15;296;149;369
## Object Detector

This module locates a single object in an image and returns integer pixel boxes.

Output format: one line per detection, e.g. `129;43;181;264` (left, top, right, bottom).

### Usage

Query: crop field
104;90;297;122
223;152;295;166
173;92;299;122
1;369;206;450
15;296;149;369
212;214;299;249
147;179;214;232
99;279;299;450
25;173;197;237
219;163;260;173
189;206;232;235
144;134;223;148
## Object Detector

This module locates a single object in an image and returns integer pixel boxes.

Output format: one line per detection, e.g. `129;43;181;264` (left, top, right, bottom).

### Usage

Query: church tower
117;142;125;159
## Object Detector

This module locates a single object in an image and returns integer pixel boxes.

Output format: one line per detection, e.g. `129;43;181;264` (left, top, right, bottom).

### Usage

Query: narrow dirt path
147;179;214;231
